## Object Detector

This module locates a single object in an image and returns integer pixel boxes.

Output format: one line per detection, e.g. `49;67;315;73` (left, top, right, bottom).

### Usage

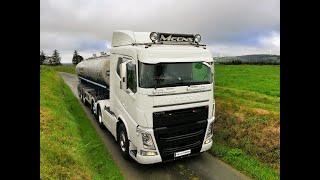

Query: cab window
126;62;137;93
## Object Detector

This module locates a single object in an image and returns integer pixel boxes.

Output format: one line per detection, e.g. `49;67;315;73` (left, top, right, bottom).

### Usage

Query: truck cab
92;31;215;164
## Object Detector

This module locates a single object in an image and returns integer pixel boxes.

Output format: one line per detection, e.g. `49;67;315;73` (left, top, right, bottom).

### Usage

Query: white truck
76;30;215;164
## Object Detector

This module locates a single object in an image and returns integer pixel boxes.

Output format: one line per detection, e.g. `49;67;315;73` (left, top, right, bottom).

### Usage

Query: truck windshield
138;61;213;88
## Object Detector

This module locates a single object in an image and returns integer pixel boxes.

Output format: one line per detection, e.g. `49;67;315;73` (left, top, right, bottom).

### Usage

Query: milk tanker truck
76;30;215;164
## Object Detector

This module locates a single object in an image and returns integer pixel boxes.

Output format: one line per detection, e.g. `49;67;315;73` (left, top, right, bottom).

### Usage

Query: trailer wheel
82;93;88;106
79;92;83;102
97;106;104;129
80;92;85;104
91;100;95;114
118;123;130;160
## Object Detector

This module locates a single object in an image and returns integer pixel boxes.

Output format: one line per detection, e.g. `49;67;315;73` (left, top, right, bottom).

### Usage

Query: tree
72;50;84;65
52;49;61;65
72;50;78;65
40;50;46;65
78;55;84;63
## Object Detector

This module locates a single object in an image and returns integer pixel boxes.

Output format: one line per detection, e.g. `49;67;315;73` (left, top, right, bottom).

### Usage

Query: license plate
174;149;191;157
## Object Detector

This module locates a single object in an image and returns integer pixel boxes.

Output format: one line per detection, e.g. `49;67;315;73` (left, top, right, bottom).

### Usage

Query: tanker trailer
76;56;110;86
76;55;110;114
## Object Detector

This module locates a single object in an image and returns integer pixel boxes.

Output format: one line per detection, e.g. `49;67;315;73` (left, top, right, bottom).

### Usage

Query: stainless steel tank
76;56;110;86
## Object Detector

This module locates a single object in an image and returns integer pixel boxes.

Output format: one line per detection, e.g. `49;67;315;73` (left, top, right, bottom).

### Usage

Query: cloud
259;31;280;50
209;31;280;56
40;0;280;63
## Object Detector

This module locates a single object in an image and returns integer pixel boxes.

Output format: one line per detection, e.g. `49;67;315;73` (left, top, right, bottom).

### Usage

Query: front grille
153;106;208;128
153;106;208;161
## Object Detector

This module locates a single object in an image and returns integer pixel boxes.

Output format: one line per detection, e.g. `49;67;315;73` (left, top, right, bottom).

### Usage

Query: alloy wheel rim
120;132;126;152
99;112;102;124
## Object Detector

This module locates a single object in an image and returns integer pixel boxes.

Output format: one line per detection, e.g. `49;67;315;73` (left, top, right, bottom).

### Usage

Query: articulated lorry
76;30;215;164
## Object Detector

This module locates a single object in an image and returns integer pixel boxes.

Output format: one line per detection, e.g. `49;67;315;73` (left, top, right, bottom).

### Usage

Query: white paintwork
78;30;215;164
153;90;210;107
138;45;213;64
111;30;152;47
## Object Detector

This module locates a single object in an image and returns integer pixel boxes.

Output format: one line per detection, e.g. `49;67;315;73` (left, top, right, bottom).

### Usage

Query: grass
49;64;76;74
215;65;280;97
211;144;278;180
211;65;280;180
40;66;123;179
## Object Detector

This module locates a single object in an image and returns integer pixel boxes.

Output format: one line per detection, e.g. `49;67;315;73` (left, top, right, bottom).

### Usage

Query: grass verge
211;143;278;180
40;66;123;179
47;64;76;74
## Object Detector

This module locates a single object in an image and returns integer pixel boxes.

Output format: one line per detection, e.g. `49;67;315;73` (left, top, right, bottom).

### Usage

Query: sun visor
138;48;213;64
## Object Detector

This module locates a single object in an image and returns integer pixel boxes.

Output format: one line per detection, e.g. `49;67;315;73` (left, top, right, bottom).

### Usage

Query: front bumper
132;139;212;164
201;139;213;152
134;153;162;164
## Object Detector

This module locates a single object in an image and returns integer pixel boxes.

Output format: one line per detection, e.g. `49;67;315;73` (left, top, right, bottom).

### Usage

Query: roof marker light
150;32;159;42
194;34;201;43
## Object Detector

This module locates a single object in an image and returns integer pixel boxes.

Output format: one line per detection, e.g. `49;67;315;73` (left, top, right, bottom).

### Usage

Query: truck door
125;60;137;113
120;59;137;123
116;57;129;115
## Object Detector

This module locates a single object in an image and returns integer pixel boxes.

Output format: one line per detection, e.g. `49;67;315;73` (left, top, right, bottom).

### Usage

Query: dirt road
59;72;250;180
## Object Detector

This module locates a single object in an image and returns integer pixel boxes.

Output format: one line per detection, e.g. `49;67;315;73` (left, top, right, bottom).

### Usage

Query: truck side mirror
120;62;127;90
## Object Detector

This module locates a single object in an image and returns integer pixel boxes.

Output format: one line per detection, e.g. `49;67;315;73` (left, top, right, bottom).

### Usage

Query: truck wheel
118;123;130;160
97;106;104;129
80;92;83;102
91;100;95;114
82;94;87;106
81;92;85;104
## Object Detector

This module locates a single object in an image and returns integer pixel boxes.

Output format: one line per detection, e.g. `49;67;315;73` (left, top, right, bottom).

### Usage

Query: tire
91;100;95;114
97;106;104;129
118;123;130;160
82;93;87;106
80;92;85;104
81;92;85;104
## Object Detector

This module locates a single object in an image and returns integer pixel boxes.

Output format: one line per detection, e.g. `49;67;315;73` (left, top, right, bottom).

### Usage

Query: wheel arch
116;116;130;142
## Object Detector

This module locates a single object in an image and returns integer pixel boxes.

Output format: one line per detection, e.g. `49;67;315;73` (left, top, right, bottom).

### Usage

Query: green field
211;65;280;180
215;65;280;97
40;66;123;179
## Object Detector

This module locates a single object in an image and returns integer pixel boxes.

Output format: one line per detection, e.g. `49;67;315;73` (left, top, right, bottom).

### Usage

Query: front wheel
97;106;104;129
118;123;130;160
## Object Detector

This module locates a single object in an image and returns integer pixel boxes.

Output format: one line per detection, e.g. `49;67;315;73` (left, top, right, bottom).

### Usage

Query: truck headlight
141;132;156;150
206;121;214;138
140;150;158;156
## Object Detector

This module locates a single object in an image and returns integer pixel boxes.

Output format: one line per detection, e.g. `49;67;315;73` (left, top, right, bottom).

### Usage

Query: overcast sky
40;0;280;63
